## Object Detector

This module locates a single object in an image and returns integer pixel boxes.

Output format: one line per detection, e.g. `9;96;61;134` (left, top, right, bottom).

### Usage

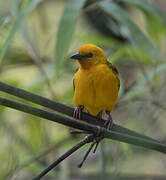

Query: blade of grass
121;0;163;19
0;0;43;64
110;45;156;64
123;64;166;100
99;1;159;61
121;0;166;44
54;0;86;76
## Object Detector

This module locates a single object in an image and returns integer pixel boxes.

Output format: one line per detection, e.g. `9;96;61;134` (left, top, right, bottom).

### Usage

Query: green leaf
110;45;155;64
0;0;43;64
146;14;166;45
123;64;166;100
54;0;86;76
99;1;159;61
120;0;166;44
121;0;163;19
120;0;166;25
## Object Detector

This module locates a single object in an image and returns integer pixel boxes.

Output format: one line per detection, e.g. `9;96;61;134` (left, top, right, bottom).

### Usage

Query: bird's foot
71;106;87;135
73;106;82;120
105;111;113;130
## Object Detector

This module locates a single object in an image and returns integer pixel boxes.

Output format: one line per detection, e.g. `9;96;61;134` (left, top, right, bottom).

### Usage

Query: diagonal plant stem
0;97;166;154
24;39;56;99
0;0;43;65
1;89;166;179
1;119;50;178
32;135;94;180
17;136;71;171
0;81;160;143
78;140;96;168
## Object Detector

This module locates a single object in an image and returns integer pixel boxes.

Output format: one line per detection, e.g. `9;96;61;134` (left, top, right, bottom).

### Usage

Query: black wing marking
73;77;75;92
73;68;79;92
107;62;120;91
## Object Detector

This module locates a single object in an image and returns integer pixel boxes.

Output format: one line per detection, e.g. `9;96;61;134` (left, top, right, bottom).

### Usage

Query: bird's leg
105;111;113;130
71;106;88;134
97;110;103;120
73;106;83;120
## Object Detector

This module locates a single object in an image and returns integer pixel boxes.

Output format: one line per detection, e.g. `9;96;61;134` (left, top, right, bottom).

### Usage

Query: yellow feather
73;44;120;116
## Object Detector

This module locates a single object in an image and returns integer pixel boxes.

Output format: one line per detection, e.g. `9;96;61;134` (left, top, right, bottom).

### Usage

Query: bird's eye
86;52;93;58
83;52;93;59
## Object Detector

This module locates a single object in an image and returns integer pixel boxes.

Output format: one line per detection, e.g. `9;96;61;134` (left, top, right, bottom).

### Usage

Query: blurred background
0;0;166;179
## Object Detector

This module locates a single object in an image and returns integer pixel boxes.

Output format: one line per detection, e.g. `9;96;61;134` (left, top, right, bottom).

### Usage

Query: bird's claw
104;112;113;130
73;106;82;120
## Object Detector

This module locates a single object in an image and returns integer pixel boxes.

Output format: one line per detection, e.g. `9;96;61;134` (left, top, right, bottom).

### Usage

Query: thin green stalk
0;97;166;154
32;135;94;180
0;0;42;64
0;81;160;143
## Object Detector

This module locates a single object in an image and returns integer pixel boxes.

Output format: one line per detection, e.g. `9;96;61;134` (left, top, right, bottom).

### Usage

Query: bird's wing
73;77;75;92
107;62;120;91
73;68;79;92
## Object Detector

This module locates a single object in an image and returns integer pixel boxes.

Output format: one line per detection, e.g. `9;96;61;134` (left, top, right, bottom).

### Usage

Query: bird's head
70;44;107;69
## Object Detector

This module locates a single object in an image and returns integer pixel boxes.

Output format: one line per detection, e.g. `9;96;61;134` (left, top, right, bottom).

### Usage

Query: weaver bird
70;44;120;129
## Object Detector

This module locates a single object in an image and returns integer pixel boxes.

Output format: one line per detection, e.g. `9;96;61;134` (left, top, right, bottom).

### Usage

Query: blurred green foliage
0;0;166;179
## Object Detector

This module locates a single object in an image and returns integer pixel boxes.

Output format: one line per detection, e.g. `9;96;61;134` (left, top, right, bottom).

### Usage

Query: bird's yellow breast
74;64;119;116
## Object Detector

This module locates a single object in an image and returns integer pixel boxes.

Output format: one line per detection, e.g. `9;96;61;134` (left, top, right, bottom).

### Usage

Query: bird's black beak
70;53;83;60
70;52;93;61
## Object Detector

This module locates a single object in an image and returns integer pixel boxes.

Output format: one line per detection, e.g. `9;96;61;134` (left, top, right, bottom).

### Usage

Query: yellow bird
70;44;120;129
